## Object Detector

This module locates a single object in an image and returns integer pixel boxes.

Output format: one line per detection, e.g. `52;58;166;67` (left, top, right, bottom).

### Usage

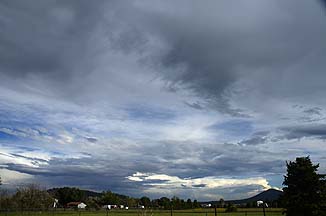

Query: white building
77;202;87;209
257;200;264;207
257;201;268;208
103;204;118;209
201;203;212;208
53;199;58;208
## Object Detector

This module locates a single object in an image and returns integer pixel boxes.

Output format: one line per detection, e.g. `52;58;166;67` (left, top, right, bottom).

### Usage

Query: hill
48;187;102;198
228;189;283;205
47;187;131;205
201;189;283;206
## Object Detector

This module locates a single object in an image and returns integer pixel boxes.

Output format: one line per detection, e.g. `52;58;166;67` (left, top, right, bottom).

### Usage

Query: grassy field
0;209;284;216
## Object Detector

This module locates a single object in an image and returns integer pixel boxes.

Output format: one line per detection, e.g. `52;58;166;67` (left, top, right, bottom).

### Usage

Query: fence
0;208;284;216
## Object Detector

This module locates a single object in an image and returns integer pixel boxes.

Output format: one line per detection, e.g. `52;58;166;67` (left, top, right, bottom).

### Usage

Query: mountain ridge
201;189;283;205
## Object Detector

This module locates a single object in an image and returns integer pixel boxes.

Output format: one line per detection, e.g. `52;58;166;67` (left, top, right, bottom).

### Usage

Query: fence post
214;206;217;216
170;206;173;216
262;202;266;216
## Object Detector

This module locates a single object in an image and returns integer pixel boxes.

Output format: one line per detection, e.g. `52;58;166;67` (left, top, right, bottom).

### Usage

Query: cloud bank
0;0;326;200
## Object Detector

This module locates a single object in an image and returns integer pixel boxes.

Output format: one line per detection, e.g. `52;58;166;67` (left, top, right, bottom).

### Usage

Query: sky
0;0;326;201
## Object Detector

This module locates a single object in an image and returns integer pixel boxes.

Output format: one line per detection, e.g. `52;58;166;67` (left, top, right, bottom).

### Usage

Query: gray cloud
239;131;270;146
240;136;267;146
184;102;204;110
2;0;325;115
280;124;326;140
303;107;322;116
130;0;326;114
85;137;98;143
1;0;326;200
0;0;107;78
2;139;286;199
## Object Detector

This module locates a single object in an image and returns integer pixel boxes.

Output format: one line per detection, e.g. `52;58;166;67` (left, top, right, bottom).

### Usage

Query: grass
0;209;284;216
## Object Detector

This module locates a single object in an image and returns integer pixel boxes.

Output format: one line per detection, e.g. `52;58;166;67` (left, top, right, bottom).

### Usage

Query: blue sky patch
209;119;254;138
125;105;176;122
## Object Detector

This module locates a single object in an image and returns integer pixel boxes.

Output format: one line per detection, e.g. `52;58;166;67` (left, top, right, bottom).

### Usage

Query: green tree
193;199;200;208
218;198;225;208
140;196;151;208
52;187;86;206
171;196;181;209
86;197;100;210
0;189;12;210
282;156;326;216
127;197;137;208
158;197;170;209
186;198;192;209
12;184;53;210
100;191;121;205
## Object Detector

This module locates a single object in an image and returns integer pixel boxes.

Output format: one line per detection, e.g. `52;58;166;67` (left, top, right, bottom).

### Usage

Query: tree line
0;185;201;211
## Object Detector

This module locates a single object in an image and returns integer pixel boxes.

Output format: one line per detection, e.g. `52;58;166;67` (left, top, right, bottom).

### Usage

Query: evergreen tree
186;198;192;209
193;199;200;208
282;156;326;216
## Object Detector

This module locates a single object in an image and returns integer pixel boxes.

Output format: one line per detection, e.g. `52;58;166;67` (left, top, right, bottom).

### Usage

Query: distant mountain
228;189;283;205
201;189;283;205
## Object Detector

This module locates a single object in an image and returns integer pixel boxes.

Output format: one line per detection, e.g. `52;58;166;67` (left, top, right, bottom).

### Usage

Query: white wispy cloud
127;172;271;190
126;172;271;200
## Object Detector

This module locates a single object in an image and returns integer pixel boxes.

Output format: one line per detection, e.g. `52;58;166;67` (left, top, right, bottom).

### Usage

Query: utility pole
262;202;266;216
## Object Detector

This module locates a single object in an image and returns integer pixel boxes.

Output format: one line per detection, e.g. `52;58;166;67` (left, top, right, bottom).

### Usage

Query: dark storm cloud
1;0;326;114
320;0;326;8
123;0;326;114
0;0;108;80
280;124;326;140
4;156;141;193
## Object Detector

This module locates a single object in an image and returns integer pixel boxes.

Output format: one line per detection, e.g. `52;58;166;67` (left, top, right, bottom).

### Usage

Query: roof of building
67;202;82;206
